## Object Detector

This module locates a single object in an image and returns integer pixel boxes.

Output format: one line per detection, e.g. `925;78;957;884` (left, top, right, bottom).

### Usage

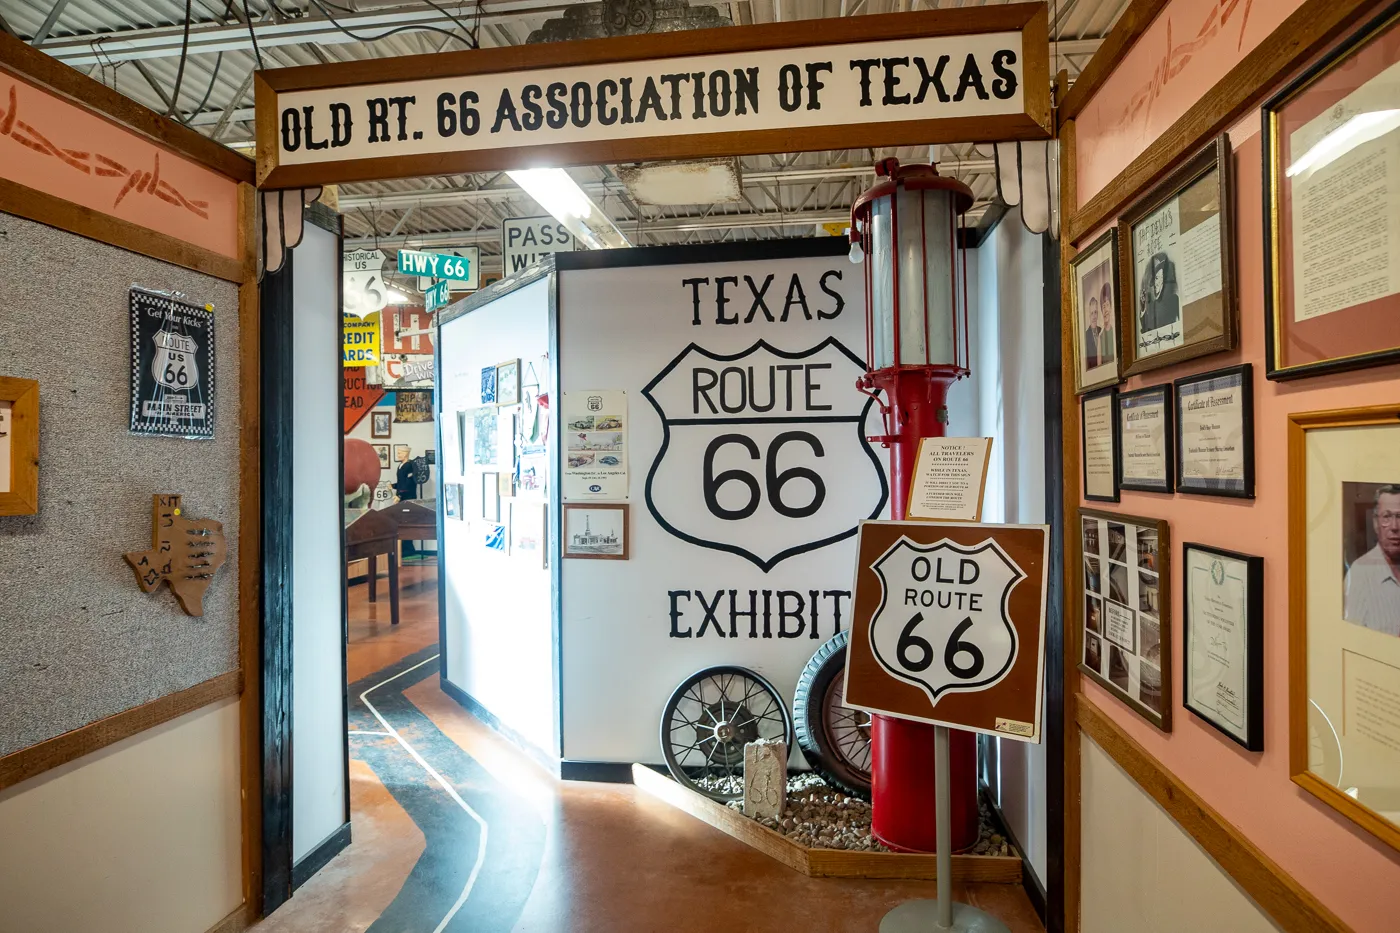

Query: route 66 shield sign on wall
129;288;215;439
845;521;1049;741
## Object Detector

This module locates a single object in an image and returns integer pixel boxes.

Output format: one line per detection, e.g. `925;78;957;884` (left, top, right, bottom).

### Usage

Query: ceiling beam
33;0;74;46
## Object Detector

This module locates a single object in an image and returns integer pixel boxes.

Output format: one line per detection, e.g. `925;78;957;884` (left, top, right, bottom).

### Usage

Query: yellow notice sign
343;311;380;366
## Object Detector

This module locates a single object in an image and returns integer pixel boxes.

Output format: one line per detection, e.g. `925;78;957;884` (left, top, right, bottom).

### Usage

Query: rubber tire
793;631;872;800
659;664;794;802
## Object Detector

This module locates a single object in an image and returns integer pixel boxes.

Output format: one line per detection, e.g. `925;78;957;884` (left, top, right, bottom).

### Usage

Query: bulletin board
0;212;241;758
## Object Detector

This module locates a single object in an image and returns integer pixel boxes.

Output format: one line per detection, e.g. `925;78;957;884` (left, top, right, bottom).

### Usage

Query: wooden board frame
254;5;1051;188
0;375;38;515
1287;404;1400;855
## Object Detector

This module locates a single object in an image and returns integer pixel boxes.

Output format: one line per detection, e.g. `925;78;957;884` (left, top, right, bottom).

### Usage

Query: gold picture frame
0;376;39;516
1070;227;1122;394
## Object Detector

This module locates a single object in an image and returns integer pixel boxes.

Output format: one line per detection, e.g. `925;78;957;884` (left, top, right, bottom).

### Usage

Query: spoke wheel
660;665;794;802
793;631;872;799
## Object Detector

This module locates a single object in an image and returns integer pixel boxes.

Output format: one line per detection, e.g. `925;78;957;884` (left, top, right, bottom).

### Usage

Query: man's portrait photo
1343;482;1400;637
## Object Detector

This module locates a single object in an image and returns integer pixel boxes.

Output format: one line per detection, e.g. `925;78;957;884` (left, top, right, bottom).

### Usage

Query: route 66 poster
129;287;215;439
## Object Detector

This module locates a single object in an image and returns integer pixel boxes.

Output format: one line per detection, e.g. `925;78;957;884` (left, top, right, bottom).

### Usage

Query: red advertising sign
343;367;385;433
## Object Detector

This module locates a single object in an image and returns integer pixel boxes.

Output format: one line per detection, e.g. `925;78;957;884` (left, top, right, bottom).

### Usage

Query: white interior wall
0;700;243;933
292;221;349;863
971;207;1049;886
439;279;557;755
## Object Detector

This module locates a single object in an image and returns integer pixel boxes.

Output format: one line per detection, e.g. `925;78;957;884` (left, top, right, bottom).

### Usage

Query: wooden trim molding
0;670;243;792
204;904;251;933
1076;697;1351;933
1057;0;1170;123
0;176;244;283
0;30;253;184
1067;0;1377;245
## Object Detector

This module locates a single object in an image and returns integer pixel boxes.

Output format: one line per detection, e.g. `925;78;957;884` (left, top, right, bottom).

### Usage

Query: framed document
1079;508;1171;731
1289;405;1400;853
1263;6;1400;380
1119;134;1236;376
0;376;38;516
1174;364;1254;499
1071;228;1122;394
1184;543;1264;750
1081;387;1120;503
907;437;993;522
1118;384;1174;494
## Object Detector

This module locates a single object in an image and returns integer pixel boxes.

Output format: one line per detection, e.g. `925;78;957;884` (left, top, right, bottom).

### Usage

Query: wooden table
388;499;437;544
345;507;400;625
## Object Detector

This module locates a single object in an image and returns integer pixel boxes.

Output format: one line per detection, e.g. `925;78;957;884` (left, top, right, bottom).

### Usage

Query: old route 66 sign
129;287;215;439
152;330;199;390
868;537;1022;703
641;337;887;571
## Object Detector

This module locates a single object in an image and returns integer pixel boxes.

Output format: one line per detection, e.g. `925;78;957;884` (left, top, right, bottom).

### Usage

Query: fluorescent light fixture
507;168;630;249
1287;109;1400;177
385;289;411;304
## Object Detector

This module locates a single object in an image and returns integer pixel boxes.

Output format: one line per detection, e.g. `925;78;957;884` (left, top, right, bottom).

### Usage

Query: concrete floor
252;560;1045;933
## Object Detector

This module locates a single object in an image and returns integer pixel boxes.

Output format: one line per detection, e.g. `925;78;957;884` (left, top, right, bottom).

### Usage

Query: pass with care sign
844;520;1049;741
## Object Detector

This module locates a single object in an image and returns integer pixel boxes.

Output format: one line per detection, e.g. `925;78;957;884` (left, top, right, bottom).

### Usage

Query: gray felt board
0;212;242;758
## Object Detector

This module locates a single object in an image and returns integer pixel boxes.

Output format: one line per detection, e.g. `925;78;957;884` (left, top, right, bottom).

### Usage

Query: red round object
344;438;382;495
870;715;979;853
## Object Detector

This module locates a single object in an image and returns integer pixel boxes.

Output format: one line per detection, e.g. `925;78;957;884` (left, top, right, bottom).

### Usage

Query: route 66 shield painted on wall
129;287;215;439
844;521;1049;742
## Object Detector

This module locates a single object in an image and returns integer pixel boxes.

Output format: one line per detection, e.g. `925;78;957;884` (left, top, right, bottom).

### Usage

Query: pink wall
1074;5;1400;931
0;71;239;259
1075;0;1303;205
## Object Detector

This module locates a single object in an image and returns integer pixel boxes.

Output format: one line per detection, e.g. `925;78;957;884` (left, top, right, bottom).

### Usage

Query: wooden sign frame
254;5;1051;188
0;376;39;516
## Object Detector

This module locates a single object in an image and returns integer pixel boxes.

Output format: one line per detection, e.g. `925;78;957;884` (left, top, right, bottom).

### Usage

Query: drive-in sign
845;521;1048;741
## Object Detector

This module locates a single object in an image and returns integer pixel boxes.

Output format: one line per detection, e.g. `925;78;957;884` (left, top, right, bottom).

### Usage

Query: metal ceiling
1;0;1125;269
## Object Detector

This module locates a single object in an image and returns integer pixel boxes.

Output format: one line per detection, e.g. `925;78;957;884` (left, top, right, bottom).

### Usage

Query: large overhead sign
255;5;1050;187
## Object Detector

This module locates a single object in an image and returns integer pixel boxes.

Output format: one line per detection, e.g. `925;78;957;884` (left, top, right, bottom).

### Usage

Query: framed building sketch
1184;543;1264;750
1081;387;1120;503
1119;134;1236;376
1079;508;1172;731
1289;405;1400;852
563;502;628;560
1071;228;1122;394
0;376;39;515
1174;364;1254;499
1118;383;1174;494
128;287;215;439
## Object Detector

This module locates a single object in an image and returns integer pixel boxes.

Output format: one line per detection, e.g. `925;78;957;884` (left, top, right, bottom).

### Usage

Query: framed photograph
426;449;436;465
1263;6;1400;380
496;359;521;407
1118;383;1174;494
371;410;392;438
480;365;497;405
373;444;391;469
444;482;464;520
1174;364;1254;498
1119;134;1236;376
1184;543;1264;750
1290;405;1400;852
394;443;410;462
563;502;628;560
1079;508;1172;731
481;471;500;522
1081;386;1120;502
0;376;39;516
1070;228;1122;394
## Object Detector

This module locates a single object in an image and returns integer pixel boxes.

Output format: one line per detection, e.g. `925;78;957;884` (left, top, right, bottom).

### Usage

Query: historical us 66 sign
844;521;1049;741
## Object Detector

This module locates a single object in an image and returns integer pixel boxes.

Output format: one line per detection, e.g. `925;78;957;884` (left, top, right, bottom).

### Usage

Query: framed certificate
1079;508;1171;731
1071;228;1122;394
1119;134;1236;376
1081;386;1120;503
1183;543;1264;750
1174;364;1254;499
1118;384;1174;494
0;376;38;516
1289;405;1400;853
1263;6;1400;380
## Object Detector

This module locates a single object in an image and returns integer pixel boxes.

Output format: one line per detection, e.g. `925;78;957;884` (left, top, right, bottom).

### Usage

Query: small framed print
1081;386;1120;502
1174;364;1254;498
1263;6;1400;380
371;410;392;438
1118;383;1174;494
373;444;391;469
481;471;500;522
1079;508;1172;731
1120;134;1236;376
0;376;38;515
481;365;497;405
1070;228;1122;394
1183;543;1264;751
426;449;436;465
444;482;464;520
563;502;628;560
496;359;521;407
394;443;410;462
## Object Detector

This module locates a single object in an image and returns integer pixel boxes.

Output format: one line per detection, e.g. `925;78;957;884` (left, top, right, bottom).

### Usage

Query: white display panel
439;277;557;756
558;248;888;763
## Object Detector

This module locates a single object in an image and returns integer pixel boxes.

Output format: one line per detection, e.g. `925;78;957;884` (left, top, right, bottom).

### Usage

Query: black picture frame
1081;385;1120;503
1182;543;1265;751
1174;363;1254;499
1118;383;1175;494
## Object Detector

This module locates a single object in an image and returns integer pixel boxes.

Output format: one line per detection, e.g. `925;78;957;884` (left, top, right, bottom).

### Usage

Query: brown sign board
254;5;1051;188
843;520;1049;741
